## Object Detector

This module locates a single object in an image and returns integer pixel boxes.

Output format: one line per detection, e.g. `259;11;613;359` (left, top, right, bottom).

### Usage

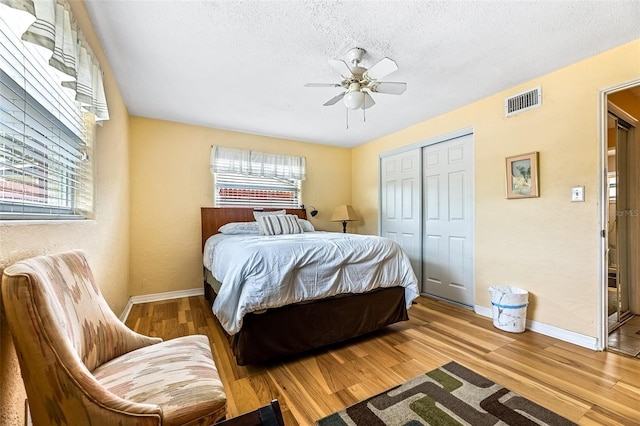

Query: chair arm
114;322;164;352
98;303;164;360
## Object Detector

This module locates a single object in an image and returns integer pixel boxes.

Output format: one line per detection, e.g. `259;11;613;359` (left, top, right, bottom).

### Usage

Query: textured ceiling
84;1;640;148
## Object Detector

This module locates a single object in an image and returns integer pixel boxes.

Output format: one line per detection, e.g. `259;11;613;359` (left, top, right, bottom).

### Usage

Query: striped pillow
253;209;286;221
257;214;304;236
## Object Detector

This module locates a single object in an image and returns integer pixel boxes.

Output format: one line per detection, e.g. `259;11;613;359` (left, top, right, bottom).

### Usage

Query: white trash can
489;285;528;333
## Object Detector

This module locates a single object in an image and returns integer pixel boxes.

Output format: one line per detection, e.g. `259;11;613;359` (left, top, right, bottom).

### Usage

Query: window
0;3;108;220
210;146;305;208
215;173;301;208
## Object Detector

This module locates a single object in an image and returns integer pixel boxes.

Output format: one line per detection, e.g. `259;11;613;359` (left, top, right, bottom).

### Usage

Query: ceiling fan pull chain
346;107;349;129
363;97;367;122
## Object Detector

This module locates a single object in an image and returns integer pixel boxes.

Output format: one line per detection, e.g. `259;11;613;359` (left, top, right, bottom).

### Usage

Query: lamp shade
330;204;357;222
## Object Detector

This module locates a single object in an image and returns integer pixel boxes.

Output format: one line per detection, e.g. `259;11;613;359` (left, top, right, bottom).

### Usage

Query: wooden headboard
201;207;307;250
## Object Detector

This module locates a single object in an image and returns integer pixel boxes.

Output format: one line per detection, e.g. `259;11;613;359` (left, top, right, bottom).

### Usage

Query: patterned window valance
210;146;306;181
0;0;109;121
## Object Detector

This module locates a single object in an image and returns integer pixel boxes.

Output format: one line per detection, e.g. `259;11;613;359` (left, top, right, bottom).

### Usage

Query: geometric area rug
316;361;577;426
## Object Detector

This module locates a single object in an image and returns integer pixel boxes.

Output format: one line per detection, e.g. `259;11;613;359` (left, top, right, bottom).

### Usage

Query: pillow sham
253;209;287;221
258;214;304;236
297;218;315;232
218;221;260;235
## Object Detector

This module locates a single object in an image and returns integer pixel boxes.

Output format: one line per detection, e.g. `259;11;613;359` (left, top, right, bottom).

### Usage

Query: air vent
505;86;541;116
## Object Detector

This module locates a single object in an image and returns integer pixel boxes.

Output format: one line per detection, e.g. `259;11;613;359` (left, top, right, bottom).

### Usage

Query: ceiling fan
305;47;407;111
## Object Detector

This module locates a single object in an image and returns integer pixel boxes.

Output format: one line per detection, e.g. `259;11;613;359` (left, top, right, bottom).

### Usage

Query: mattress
203;231;419;334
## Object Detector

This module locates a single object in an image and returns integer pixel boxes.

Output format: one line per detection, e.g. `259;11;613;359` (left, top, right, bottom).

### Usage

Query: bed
201;207;419;365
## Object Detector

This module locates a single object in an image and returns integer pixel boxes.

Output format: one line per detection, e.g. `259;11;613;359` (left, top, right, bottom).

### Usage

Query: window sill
0;219;96;227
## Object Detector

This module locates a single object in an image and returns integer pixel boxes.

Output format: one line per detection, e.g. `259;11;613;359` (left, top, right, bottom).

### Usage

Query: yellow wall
0;2;131;424
352;40;640;338
128;117;351;296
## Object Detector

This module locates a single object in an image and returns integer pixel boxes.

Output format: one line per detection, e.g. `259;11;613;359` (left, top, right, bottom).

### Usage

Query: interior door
380;149;422;285
422;134;475;306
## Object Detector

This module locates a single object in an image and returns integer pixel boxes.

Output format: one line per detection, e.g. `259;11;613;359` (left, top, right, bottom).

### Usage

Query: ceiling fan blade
305;83;341;88
363;57;398;81
323;92;345;106
370;81;407;95
362;92;376;109
328;59;352;79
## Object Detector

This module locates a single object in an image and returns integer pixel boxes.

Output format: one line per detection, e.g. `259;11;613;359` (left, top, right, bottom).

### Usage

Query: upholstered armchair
1;250;226;426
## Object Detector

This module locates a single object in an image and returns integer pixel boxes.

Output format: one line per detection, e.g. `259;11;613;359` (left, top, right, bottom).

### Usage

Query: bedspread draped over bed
203;231;419;335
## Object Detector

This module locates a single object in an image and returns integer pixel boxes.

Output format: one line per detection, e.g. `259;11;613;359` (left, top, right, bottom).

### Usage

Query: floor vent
505;86;541;116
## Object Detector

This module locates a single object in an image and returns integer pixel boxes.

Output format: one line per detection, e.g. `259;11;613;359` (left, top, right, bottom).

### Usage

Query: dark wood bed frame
200;207;409;365
200;207;308;250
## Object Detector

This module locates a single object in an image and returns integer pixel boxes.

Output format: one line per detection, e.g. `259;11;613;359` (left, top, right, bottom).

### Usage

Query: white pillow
257;214;304;236
253;209;287;221
297;219;315;232
218;221;260;235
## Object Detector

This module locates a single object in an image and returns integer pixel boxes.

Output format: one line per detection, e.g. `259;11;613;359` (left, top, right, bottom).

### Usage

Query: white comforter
203;231;419;335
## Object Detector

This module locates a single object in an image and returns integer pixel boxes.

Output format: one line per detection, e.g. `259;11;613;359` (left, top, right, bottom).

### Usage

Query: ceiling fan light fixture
343;90;365;109
343;82;365;109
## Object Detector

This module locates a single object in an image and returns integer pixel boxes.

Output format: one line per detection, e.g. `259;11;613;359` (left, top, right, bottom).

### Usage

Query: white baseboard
474;305;599;350
119;288;204;322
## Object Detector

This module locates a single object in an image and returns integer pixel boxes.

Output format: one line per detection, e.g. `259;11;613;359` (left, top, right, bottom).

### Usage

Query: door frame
598;79;640;350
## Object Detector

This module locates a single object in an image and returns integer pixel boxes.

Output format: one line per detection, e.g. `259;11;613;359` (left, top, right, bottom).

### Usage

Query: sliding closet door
422;135;475;306
380;149;422;285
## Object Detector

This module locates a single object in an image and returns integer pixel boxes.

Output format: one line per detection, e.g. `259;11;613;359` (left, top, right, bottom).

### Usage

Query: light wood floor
125;295;640;425
609;315;640;358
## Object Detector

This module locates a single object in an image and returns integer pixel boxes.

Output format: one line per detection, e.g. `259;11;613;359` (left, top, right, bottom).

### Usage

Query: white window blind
0;16;94;220
211;146;305;208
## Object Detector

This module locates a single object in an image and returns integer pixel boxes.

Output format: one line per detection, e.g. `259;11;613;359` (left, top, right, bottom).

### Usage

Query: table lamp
330;204;357;233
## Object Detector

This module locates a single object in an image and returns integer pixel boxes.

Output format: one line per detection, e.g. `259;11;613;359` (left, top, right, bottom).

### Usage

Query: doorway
603;85;640;357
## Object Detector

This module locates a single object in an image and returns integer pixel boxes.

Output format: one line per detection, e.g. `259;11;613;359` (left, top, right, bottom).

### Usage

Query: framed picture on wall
506;152;539;199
